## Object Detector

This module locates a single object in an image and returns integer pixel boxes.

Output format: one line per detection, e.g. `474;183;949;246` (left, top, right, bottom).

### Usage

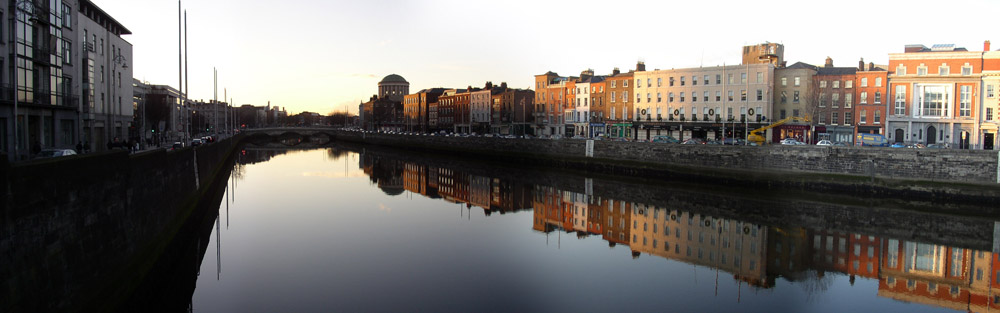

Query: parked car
682;138;706;145
172;142;184;150
651;135;680;144
35;149;76;159
191;138;203;147
781;138;806;145
890;142;906;148
926;143;949;149
722;138;747;145
816;140;833;146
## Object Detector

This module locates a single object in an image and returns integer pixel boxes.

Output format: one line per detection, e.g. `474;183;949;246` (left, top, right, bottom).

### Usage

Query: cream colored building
981;51;1000;150
632;63;775;141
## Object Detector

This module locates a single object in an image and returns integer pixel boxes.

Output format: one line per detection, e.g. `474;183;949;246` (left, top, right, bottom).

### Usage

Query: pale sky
97;0;1000;115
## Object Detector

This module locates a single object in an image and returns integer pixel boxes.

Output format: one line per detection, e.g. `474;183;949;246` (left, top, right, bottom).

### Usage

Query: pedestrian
106;140;113;150
76;141;83;153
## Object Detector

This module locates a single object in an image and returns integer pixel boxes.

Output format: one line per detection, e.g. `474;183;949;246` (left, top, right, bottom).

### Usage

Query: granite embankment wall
0;137;239;312
333;131;1000;199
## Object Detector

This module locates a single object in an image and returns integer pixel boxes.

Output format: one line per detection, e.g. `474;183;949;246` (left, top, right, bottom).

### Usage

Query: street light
108;52;127;147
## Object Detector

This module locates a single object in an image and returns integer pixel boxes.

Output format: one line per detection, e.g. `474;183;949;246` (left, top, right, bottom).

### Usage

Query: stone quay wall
330;130;1000;200
0;138;239;312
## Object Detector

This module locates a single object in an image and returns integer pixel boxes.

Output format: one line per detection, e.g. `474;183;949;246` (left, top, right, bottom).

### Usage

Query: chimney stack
859;58;865;71
612;67;620;76
986;40;992;51
636;61;646;72
825;57;833;68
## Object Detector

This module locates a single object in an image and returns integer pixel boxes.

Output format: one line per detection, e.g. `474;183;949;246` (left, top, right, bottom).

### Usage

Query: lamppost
11;0;35;160
108;52;128;146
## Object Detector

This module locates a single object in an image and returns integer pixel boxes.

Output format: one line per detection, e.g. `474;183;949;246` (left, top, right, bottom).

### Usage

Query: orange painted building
854;61;889;136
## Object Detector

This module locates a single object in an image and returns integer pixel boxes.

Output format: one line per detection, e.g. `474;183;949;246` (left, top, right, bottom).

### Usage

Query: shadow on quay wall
0;137;239;313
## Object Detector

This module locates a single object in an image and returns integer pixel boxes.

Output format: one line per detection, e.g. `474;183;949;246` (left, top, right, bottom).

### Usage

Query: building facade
632;63;775;142
855;60;889;137
814;57;857;143
887;44;982;148
772;62;817;142
79;0;133;152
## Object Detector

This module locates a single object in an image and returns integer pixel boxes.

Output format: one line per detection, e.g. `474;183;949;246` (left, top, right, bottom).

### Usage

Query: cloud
377;40;392;47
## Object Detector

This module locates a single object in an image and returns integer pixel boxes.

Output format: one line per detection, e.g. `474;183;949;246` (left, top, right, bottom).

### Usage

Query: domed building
378;74;409;102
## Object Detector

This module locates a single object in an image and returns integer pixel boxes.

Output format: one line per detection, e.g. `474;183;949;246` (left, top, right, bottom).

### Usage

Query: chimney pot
986;40;992;51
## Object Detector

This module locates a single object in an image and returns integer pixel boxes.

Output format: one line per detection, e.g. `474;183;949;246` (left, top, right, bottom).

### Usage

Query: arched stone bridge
240;127;343;146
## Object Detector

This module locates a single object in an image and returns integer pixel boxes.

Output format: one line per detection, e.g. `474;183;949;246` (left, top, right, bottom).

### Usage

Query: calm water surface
187;147;991;312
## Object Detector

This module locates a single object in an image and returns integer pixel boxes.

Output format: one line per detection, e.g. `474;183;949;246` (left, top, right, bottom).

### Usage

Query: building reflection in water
348;146;1000;312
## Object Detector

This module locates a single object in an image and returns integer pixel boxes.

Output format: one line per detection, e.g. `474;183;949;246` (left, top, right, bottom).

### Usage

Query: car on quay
652;135;680;144
780;138;806;145
816;140;833;146
890;142;906;148
682;138;706;145
191;138;203;147
35;149;77;159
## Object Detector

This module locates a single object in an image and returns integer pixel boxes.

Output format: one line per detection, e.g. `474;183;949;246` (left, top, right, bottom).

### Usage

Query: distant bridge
241;127;342;146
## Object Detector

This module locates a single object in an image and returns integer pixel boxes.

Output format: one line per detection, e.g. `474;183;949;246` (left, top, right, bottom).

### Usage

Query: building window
757;72;763;83
917;65;927;76
669;92;674;102
692;76;697;86
833;80;840;88
988;85;995;98
875;77;882;87
611;80;616;88
845;112;852;125
716;74;721;84
728;91;734;101
860;78;868;87
819;114;826;124
741;73;747;84
657;92;661;103
962;65;973;76
623;92;628;102
793;109;800;117
624;80;628;87
669;77;675;86
680;92;685;102
845;80;853;88
819;93;826;107
861;91;868;104
656;77;661;87
960;85;971;117
896;65;906;76
860;110;867;124
681;77;686;86
780;109;787;119
728;74;734;84
832;112;838;125
874;110;880;124
780;91;787;104
832;93;840;107
895;85;906;115
917;84;948;117
988;108;994;121
741;90;747;101
704;75;709;85
820;80;827;88
875;92;881;104
794;77;800;86
715;91;721;102
647;78;651;87
793;91;800;103
703;91;709;102
756;89;762;101
939;64;951;76
610;91;616;102
781;77;787;86
845;94;853;108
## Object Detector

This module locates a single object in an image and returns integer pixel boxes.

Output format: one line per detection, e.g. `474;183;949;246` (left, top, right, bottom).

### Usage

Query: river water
184;145;996;312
